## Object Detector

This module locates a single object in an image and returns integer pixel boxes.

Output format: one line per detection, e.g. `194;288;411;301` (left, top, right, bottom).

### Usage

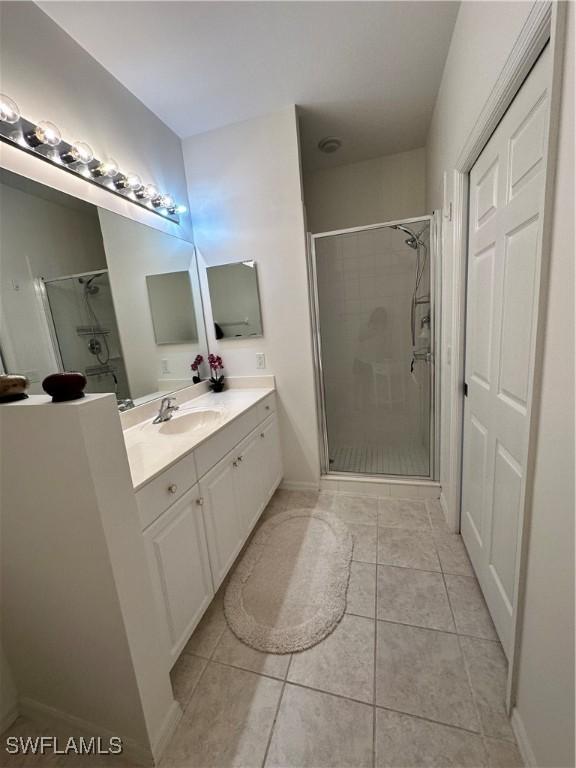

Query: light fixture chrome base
0;116;181;224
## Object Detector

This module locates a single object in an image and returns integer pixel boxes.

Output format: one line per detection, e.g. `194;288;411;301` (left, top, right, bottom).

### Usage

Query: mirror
146;271;198;345
206;261;263;339
0;168;208;408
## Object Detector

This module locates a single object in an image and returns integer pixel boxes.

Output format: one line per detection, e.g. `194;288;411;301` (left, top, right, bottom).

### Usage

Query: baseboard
150;700;182;763
511;707;537;768
19;697;154;767
279;480;319;492
0;704;19;735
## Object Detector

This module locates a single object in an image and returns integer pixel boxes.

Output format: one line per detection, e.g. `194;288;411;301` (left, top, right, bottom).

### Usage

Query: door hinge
464;382;468;397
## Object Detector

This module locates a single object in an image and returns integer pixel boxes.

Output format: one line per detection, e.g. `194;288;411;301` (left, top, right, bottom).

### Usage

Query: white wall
425;1;534;516
183;107;320;487
304;147;426;234
0;1;193;242
514;7;575;767
98;210;206;399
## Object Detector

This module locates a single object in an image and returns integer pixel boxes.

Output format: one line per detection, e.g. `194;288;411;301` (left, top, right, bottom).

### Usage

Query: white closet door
461;45;551;656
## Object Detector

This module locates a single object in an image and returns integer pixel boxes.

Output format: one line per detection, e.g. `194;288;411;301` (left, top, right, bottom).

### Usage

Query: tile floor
2;490;524;768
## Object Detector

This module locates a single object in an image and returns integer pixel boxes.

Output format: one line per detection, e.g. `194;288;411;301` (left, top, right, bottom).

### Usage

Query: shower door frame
307;213;441;481
38;268;110;372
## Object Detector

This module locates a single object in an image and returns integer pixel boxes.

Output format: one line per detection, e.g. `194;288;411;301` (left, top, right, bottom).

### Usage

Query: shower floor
329;442;429;476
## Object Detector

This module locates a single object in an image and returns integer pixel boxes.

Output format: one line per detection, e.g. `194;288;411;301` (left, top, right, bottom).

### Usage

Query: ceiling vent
317;136;342;154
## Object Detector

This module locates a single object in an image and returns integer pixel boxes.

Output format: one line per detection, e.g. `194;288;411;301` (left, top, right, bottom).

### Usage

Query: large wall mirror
206;261;263;339
0;168;208;408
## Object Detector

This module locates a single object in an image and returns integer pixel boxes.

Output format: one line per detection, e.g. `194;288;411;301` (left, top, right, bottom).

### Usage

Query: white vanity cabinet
199;452;245;590
142;484;214;664
135;392;282;665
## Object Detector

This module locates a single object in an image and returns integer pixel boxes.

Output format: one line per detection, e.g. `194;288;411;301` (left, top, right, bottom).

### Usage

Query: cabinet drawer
256;393;276;423
136;450;198;530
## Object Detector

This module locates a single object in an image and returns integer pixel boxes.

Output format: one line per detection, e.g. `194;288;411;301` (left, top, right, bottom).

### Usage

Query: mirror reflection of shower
42;270;130;400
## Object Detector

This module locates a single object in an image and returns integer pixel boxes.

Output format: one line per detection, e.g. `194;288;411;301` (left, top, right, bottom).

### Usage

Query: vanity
0;164;280;763
0;378;283;764
124;382;282;665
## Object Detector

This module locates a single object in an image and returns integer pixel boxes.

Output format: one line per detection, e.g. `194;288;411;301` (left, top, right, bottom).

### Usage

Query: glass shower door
43;271;130;399
312;218;433;477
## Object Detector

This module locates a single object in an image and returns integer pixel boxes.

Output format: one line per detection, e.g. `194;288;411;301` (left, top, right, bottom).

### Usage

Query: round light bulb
0;94;20;124
141;183;159;200
159;194;174;209
175;204;187;215
125;173;142;191
67;141;94;164
34;121;62;147
95;158;119;178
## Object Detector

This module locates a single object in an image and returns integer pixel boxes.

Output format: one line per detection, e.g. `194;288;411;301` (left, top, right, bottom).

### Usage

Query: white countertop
123;387;275;490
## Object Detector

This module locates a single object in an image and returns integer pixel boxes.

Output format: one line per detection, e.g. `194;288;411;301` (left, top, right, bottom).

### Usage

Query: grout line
372;523;379;768
439;565;485;738
260;655;293;768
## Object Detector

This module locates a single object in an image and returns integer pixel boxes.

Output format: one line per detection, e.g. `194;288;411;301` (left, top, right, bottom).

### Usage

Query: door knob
168;483;178;494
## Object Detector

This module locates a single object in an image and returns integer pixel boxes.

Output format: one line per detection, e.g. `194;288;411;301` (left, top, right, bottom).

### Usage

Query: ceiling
38;1;459;172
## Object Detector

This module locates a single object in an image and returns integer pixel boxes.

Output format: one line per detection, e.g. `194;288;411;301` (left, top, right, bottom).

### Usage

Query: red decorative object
42;372;87;402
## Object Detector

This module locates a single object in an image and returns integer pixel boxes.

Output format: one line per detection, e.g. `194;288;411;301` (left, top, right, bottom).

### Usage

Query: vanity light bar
0;94;188;223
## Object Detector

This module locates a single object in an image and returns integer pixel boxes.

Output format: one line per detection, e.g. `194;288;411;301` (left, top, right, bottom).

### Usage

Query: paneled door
461;45;551;656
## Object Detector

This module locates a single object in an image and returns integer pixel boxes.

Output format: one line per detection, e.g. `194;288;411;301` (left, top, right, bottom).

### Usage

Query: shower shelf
76;326;111;336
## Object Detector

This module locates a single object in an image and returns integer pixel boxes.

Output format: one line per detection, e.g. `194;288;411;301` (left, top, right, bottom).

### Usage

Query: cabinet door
143;485;214;665
199;453;244;590
233;431;266;533
259;415;283;502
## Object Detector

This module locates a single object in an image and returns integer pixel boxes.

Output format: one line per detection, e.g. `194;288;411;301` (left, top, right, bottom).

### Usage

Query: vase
209;377;225;393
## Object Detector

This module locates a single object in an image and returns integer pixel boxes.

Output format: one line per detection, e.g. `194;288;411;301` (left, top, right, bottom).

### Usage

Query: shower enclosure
309;215;439;479
41;270;130;400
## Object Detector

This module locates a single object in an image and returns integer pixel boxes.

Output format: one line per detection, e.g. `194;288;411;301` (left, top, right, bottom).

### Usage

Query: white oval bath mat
224;508;353;654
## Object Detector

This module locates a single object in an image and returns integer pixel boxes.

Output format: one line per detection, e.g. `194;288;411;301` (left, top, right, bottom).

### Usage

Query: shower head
79;275;100;294
390;223;426;250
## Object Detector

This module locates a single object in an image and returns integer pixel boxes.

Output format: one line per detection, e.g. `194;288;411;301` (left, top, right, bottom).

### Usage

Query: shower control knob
168;484;178;495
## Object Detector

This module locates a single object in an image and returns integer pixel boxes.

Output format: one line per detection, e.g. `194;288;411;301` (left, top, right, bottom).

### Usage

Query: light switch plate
256;353;266;370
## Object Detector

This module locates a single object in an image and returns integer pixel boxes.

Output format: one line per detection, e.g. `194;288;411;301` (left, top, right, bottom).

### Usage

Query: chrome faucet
153;396;179;423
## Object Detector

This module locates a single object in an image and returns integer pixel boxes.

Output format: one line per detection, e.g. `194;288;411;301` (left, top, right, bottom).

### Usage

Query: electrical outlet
256;353;266;370
161;359;170;375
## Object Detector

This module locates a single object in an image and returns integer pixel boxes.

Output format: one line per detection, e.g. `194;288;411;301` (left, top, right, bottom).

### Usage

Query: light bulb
0;94;20;124
159;194;174;210
136;183;158;200
114;172;141;190
27;121;61;147
93;158;119;178
175;204;187;215
61;141;94;165
125;173;142;191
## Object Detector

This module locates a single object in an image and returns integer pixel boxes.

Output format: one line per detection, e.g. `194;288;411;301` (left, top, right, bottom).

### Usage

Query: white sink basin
146;409;222;435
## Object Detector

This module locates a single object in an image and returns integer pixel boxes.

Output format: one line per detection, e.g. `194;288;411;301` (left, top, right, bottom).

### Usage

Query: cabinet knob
196;497;204;506
232;460;238;468
237;455;243;462
265;405;270;411
168;483;178;495
260;432;265;438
